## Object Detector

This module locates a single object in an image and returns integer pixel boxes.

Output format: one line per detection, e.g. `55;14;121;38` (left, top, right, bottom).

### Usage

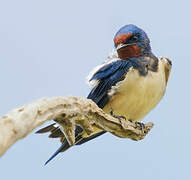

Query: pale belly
103;67;167;122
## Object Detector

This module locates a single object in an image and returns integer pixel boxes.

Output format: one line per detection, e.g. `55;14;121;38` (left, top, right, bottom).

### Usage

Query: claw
110;109;126;126
110;110;126;120
135;122;145;131
110;109;114;116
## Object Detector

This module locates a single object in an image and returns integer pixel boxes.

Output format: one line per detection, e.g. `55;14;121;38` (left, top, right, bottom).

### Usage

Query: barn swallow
36;24;172;164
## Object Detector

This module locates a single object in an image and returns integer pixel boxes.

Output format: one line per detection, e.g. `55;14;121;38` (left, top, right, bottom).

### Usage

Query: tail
44;131;106;165
36;124;106;164
44;129;84;165
45;139;69;165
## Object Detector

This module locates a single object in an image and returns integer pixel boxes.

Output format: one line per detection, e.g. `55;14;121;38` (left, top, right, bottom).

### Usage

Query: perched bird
36;24;172;164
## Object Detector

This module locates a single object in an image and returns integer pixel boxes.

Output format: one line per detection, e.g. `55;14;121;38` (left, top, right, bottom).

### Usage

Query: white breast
103;59;167;122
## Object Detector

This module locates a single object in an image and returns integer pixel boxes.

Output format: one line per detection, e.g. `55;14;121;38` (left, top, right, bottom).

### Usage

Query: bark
0;96;153;157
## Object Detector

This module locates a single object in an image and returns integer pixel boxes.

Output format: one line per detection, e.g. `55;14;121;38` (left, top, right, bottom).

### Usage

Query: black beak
116;43;131;50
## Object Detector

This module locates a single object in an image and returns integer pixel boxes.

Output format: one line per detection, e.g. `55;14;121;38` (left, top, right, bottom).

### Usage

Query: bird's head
114;24;151;59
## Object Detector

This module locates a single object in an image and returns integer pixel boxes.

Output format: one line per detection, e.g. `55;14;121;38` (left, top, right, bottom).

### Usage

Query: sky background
0;0;190;179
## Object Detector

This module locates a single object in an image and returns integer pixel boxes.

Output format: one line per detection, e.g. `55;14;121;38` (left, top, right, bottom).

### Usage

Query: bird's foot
110;110;126;124
135;122;145;131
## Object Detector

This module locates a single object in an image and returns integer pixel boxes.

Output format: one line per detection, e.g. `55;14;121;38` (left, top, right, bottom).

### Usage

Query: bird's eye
130;35;139;42
128;34;139;42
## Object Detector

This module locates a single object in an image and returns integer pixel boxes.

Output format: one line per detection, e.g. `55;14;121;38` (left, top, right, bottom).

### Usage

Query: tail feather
36;123;56;133
45;131;106;165
37;124;106;165
45;139;70;165
76;131;106;145
45;133;83;165
48;127;63;138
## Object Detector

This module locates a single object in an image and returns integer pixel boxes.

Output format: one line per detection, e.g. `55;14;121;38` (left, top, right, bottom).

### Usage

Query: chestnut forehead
114;33;132;45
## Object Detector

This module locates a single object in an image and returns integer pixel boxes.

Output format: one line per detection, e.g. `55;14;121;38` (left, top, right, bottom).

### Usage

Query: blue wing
87;60;133;108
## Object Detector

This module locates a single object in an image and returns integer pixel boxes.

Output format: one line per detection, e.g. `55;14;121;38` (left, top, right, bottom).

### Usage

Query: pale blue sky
0;0;190;179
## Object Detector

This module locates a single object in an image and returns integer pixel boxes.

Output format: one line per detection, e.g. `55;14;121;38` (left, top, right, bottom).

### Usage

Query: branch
0;97;153;157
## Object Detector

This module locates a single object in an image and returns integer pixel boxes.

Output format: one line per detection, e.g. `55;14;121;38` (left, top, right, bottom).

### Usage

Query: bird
36;24;172;164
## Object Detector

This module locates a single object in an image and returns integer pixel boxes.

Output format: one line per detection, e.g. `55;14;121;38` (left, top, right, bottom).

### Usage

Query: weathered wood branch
0;97;153;157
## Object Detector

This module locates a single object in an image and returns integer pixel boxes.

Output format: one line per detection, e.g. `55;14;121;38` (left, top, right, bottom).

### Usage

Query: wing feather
88;60;133;108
